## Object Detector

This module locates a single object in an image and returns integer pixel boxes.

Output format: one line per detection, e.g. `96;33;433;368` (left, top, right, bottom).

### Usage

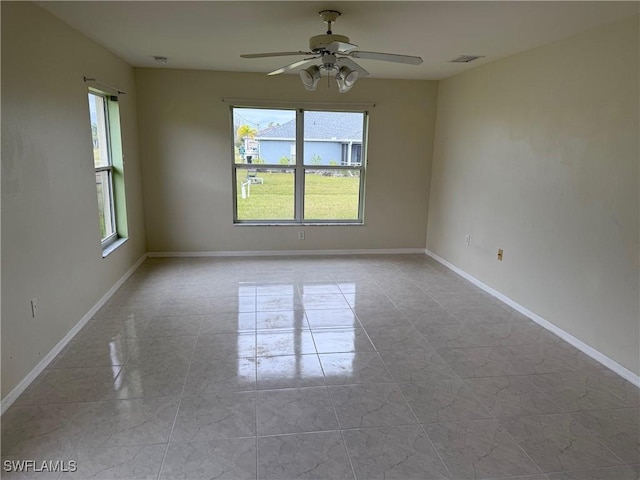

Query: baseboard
0;253;148;415
147;248;426;258
425;249;640;388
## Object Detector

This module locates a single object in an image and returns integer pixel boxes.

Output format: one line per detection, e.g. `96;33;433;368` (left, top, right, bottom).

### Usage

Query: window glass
88;93;110;168
303;111;364;166
234;109;296;166
95;170;114;239
88;92;117;242
304;169;360;220
236;168;295;221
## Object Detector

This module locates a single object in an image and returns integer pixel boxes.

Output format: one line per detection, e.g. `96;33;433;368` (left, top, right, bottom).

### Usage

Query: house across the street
256;111;364;166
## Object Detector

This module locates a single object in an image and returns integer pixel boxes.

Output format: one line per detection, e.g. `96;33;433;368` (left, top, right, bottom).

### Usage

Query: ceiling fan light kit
241;10;422;93
300;65;321;91
336;66;359;93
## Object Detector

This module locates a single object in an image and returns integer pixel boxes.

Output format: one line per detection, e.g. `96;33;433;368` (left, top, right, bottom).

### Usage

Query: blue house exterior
256;111;363;166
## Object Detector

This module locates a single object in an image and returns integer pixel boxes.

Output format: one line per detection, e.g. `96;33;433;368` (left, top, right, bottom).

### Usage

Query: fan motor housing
310;34;350;52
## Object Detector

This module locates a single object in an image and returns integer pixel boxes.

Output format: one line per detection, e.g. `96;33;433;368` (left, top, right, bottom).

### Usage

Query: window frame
231;106;368;225
88;89;127;253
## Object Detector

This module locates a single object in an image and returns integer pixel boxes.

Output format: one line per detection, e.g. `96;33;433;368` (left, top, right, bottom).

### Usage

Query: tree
235;124;258;154
237;124;257;141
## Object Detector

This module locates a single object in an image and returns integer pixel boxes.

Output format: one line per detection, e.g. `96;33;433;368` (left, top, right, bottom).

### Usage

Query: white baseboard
425;250;640;388
0;253;147;415
147;248;426;258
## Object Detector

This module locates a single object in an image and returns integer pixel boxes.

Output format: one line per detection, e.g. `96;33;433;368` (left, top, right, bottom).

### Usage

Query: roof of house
257;111;363;141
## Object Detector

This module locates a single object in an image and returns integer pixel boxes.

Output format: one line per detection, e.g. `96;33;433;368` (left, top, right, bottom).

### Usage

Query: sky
88;93;99;124
233;108;296;132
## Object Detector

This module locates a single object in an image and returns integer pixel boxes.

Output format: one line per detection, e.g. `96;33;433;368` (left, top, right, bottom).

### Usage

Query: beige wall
2;1;636;401
135;68;438;253
427;16;639;374
1;2;146;398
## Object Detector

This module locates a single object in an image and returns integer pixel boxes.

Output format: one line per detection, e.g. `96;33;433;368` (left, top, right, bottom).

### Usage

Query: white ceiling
39;1;639;80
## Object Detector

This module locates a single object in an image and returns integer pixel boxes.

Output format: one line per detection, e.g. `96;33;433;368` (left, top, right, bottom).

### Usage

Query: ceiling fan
240;10;423;92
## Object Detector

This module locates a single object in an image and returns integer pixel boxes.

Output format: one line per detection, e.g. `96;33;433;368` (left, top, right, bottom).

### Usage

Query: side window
87;91;127;251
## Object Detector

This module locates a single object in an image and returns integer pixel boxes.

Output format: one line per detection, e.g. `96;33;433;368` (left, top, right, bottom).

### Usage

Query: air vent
450;55;484;63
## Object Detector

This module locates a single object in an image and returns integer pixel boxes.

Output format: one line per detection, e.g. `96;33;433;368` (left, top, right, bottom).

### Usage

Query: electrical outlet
465;235;471;246
497;249;503;261
298;231;305;240
31;298;38;318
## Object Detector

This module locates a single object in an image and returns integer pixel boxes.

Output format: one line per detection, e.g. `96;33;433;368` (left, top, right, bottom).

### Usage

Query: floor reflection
242;282;358;380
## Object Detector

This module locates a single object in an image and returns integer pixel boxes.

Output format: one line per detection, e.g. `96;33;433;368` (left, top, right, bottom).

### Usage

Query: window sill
102;237;128;258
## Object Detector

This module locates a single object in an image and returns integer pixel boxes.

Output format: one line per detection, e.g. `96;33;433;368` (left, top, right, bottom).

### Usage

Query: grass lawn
236;170;360;220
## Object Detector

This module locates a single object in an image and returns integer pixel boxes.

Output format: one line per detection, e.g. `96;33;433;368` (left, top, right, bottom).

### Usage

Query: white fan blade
241;51;313;59
268;58;319;76
349;51;423;65
337;57;369;76
325;41;358;54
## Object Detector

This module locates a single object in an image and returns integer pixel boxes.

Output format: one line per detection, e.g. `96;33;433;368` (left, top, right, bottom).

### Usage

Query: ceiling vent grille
450;55;484;63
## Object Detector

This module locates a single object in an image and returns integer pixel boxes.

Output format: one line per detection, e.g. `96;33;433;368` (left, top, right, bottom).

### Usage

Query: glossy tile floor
2;255;639;479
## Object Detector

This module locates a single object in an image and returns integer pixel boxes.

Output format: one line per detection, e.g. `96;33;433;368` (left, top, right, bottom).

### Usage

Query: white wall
135;68;438;253
427;16;639;374
1;2;146;398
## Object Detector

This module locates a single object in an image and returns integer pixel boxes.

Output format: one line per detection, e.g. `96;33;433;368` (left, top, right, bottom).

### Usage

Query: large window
88;91;127;250
232;107;367;224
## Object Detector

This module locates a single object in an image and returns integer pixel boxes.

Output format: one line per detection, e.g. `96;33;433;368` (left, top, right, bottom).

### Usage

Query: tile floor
2;255;639;479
